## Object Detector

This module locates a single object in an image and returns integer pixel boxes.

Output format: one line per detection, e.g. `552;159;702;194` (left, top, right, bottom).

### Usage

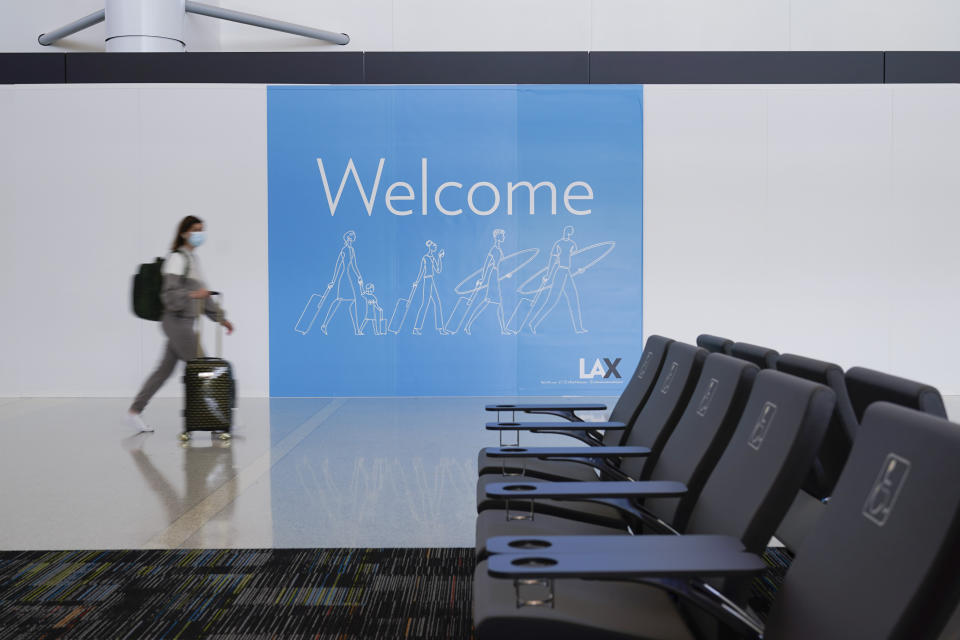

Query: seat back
765;403;960;639
617;342;708;480
777;353;858;498
730;341;779;370
604;335;674;446
643;353;759;531
684;370;834;553
845;366;947;423
696;334;734;355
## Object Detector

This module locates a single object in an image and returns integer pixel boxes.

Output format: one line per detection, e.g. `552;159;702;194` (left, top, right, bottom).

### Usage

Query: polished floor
0;396;612;550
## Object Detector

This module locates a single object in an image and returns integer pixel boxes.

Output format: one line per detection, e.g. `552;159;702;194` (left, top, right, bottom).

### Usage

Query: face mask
189;231;206;247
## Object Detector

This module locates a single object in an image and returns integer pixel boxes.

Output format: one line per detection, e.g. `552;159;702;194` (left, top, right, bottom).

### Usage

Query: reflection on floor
0;396;612;550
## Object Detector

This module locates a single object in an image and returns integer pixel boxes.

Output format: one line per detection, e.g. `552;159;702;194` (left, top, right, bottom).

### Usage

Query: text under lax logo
748;401;777;450
696;378;720;417
862;453;911;527
579;358;622;379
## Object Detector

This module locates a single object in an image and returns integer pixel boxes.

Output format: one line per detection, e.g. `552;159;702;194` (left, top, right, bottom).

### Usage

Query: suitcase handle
194;291;225;359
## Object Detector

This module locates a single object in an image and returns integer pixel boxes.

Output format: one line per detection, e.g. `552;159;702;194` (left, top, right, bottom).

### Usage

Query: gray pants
130;315;202;413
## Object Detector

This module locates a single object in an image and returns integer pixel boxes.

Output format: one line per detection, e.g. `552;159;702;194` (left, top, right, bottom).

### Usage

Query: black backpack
132;252;187;321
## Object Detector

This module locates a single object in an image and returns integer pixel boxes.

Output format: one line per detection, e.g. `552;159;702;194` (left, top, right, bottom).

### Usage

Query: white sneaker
127;412;155;433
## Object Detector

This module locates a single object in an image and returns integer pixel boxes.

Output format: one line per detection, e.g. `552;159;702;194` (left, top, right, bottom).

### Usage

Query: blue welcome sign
268;85;644;396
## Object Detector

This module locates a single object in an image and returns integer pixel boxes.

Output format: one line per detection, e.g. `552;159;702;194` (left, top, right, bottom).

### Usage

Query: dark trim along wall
1;51;959;85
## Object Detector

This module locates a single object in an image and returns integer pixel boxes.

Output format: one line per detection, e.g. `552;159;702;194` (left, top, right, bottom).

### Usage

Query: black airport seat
696;333;734;354
477;335;674;479
476;402;960;640
776;356;946;552
476;353;758;544
845;365;946;422
474;370;836;638
730;341;779;369
478;341;704;482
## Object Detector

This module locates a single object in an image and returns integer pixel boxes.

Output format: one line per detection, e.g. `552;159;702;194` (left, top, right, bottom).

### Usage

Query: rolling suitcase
182;292;235;441
295;291;328;335
388;282;418;333
506;297;534;333
444;296;470;334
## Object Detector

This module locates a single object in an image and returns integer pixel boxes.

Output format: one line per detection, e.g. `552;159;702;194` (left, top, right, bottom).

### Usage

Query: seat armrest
486;421;626;431
485;403;608;423
486;480;686;499
487;539;765;579
486;534;745;556
483;446;649;459
486;403;607;412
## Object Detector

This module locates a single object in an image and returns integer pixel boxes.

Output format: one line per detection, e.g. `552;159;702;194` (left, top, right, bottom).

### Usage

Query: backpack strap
168;249;191;278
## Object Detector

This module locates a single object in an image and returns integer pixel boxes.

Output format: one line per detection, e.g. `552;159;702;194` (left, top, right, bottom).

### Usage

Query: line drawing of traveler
359;283;385;335
412;240;449;335
527;225;588;335
463;228;511;336
320;230;365;336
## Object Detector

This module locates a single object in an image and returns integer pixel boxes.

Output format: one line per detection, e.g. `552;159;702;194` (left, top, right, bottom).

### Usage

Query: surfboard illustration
445;247;541;334
509;240;615;333
453;248;539;296
515;241;615;296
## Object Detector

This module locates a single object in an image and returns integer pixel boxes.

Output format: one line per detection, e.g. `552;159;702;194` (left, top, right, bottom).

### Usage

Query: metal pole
185;1;349;45
38;9;106;46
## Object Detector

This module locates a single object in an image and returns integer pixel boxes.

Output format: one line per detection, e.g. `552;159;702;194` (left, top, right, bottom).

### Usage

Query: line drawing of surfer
320;230;365;336
511;225;615;335
445;236;538;335
412;240;448;335
463;229;511;335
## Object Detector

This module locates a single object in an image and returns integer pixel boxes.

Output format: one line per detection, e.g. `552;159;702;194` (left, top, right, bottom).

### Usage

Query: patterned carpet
0;548;475;640
748;546;794;622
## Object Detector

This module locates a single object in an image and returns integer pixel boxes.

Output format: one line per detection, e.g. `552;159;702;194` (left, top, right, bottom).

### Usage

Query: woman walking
464;229;510;335
320;230;364;335
128;216;234;432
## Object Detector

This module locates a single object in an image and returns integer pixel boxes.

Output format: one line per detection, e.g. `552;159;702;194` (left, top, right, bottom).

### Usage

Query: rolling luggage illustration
295;287;331;335
506;297;535;333
443;296;471;334
182;293;234;441
388;282;418;334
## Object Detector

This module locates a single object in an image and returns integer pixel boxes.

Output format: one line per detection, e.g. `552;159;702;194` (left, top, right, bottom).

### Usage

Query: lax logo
579;357;622;380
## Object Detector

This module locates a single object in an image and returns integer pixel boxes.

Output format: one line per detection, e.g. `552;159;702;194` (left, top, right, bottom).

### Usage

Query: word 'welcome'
317;158;593;217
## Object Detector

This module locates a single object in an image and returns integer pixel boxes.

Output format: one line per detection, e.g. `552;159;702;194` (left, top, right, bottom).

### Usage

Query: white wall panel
2;84;268;399
591;0;790;51
0;87;16;396
642;86;769;347
12;86;142;396
0;0;960;51
645;84;960;393
394;0;590;51
135;84;269;398
5;0;960;52
887;85;960;388
763;86;895;367
0;0;104;53
791;0;960;51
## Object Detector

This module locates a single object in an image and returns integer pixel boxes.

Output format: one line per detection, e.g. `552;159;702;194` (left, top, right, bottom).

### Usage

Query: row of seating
471;334;960;639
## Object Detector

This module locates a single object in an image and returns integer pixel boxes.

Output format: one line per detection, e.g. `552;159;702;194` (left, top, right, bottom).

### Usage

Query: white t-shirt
164;249;207;287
